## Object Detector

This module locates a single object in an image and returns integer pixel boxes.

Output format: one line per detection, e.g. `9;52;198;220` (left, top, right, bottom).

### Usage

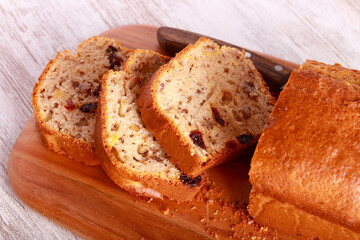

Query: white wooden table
1;1;359;239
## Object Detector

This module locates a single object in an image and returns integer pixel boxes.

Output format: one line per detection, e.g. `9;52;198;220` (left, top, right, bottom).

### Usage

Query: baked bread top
95;49;204;201
32;36;132;165
138;37;274;177
249;60;360;232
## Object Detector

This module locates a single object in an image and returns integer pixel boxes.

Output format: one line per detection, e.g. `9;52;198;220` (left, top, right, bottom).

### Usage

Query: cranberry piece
80;103;97;113
211;107;225;126
64;100;76;111
106;45;118;54
236;134;253;144
179;173;202;188
190;130;206;149
109;53;122;69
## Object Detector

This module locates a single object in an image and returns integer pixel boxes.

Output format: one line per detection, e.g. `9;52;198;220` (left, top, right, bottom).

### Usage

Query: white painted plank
0;0;359;239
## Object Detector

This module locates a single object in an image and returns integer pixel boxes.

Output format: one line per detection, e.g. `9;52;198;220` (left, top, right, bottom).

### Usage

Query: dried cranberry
179;173;202;188
190;130;206;149
109;53;122;69
64;100;76;111
93;84;101;96
236;134;253;144
80;102;97;113
211;107;225;126
106;45;118;54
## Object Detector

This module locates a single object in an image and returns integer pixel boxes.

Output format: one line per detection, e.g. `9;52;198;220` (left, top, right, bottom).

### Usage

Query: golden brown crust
94;71;204;202
32;51;99;166
300;59;360;79
248;190;360;240
250;69;360;232
138;37;266;177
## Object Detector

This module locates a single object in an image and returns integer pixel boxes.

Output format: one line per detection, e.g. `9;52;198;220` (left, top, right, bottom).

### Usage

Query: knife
157;27;299;92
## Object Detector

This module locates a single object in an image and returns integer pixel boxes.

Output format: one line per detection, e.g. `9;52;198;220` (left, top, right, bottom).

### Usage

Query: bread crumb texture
103;50;181;180
153;37;274;164
33;36;132;144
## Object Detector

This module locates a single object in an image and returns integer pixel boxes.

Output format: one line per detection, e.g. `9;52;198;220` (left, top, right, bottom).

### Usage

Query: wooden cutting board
8;25;296;240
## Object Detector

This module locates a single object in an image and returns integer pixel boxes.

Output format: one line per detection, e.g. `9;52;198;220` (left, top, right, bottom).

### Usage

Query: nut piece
137;144;149;157
78;82;92;93
76;117;89;127
221;91;232;105
54;90;64;99
130;124;140;132
243;81;259;99
242;106;251;118
190;130;206;149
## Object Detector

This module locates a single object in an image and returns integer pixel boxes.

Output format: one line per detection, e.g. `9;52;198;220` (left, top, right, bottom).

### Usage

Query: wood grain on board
8;25;287;239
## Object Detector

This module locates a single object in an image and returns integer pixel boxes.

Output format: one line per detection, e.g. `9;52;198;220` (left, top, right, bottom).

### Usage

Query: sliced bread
95;49;204;201
32;36;132;165
138;37;275;176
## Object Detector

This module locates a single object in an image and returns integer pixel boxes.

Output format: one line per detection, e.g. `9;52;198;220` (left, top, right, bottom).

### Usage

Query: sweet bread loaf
138;37;275;177
32;36;132;165
249;190;360;240
95;49;204;201
249;60;360;238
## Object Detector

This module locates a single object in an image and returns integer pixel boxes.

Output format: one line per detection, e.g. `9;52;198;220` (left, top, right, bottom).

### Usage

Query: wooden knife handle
157;27;300;91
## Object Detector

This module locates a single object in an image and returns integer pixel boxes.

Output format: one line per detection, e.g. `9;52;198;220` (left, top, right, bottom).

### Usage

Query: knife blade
157;26;299;92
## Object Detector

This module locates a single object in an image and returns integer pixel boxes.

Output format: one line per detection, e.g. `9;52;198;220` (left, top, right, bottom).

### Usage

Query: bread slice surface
32;36;132;165
249;60;360;233
138;37;274;176
95;49;204;201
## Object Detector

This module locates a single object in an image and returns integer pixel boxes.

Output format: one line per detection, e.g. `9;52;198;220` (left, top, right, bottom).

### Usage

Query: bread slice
138;37;275;177
32;36;132;165
95;49;204;201
249;60;360;236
